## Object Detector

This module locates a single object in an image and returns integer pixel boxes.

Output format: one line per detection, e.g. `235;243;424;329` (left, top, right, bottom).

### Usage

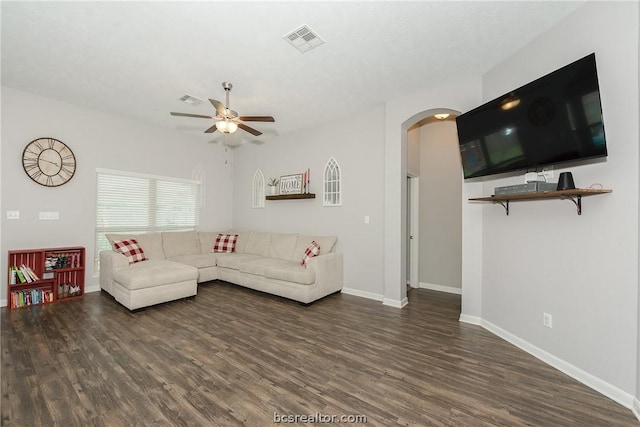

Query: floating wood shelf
469;188;612;215
266;193;316;200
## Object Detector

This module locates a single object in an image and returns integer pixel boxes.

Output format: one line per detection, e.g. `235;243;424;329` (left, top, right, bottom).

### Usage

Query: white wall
418;120;462;290
1;87;234;300
477;1;638;402
231;105;386;298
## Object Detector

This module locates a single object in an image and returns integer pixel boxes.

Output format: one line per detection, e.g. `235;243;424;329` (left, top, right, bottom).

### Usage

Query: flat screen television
456;53;607;179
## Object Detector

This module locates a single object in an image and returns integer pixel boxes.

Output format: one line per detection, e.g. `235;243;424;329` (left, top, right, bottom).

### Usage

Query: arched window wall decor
323;157;342;207
252;169;265;208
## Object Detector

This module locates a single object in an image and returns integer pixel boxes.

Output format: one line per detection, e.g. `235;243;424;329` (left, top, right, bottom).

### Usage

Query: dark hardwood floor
2;282;637;426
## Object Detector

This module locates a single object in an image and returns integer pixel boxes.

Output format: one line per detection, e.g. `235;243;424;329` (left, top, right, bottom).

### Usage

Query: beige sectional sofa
99;230;343;310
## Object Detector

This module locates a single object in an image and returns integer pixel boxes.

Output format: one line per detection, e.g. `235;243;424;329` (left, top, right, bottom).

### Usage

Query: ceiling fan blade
209;99;226;116
238;116;275;122
204;124;218;133
238;123;263;136
170;112;214;119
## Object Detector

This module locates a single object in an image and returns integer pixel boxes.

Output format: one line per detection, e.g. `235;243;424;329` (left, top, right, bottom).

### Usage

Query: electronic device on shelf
494;181;558;195
456;53;607;179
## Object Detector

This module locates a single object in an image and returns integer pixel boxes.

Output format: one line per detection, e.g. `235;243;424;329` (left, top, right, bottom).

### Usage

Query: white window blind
95;169;200;269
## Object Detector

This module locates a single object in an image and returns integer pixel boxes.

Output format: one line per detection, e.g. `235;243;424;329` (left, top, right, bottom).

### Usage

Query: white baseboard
419;282;462;295
633;398;640;422
480;318;635;410
0;299;6;308
341;287;383;302
341;288;408;308
383;297;408;308
458;314;482;325
85;284;101;293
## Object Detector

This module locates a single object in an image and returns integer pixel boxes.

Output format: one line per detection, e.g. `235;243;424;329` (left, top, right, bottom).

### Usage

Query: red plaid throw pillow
113;239;148;264
213;233;238;253
301;241;321;267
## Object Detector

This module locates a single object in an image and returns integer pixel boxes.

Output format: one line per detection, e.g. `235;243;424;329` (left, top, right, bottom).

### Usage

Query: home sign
279;174;303;195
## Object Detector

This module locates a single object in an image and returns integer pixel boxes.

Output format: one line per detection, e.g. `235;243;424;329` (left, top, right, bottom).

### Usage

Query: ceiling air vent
179;94;203;106
283;24;325;53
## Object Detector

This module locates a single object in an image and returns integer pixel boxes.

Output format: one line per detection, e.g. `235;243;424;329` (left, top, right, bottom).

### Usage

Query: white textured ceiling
1;1;586;143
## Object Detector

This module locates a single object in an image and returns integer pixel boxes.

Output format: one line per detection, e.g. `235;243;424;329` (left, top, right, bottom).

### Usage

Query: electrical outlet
541;166;554;181
39;211;60;220
543;312;553;328
6;211;19;220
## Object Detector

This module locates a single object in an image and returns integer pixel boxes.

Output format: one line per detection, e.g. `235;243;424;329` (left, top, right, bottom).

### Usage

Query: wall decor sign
279;174;303;195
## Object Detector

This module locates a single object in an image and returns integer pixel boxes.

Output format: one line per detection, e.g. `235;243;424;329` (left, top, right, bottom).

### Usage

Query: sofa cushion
168;253;217;269
291;235;337;261
238;257;288;276
301;240;320;267
229;231;251;254
106;232;165;260
113;239;148;264
264;262;316;286
162;231;200;258
269;233;297;260
213;233;238;253
198;231;221;254
113;260;197;290
215;253;261;270
238;258;315;285
244;232;272;257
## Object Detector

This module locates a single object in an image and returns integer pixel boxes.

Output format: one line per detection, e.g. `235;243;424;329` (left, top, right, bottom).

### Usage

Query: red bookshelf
7;247;85;310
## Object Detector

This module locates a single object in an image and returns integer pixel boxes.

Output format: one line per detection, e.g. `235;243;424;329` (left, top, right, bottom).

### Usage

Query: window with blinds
95;169;200;269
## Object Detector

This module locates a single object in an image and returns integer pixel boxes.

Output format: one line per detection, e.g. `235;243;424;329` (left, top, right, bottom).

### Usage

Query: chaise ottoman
111;259;198;310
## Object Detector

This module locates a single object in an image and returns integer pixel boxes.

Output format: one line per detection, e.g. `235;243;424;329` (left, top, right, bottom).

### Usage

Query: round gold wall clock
22;137;76;187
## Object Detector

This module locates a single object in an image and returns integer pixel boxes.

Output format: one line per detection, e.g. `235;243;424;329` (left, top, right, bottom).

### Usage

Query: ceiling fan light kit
215;119;238;134
170;82;275;136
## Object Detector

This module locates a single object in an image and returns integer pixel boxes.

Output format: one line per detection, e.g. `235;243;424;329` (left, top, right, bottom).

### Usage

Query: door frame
407;175;419;288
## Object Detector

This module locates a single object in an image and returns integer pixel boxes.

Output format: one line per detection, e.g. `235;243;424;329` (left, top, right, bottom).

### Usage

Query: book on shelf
19;264;38;282
9;267;17;285
23;264;40;281
10;288;54;308
10;264;41;284
14;267;27;284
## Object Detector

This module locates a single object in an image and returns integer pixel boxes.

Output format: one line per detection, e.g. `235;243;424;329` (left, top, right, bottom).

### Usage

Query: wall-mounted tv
456;53;607;179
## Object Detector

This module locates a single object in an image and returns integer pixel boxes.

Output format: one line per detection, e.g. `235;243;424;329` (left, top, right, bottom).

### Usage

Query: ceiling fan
170;82;275;136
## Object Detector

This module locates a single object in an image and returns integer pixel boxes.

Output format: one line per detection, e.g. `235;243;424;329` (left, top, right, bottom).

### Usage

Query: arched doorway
400;108;462;301
406;110;463;298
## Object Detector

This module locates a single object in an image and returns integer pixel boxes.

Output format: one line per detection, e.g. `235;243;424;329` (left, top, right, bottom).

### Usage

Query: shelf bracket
561;195;582;215
495;200;509;216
